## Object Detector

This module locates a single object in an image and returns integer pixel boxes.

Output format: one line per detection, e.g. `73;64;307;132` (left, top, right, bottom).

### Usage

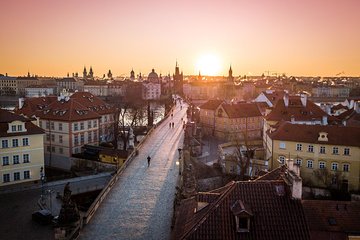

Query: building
173;166;310;240
253;89;287;107
16;76;39;96
25;85;55;97
0;75;17;95
173;62;184;94
56;77;84;93
267;121;360;191
16;92;116;170
0;109;44;187
200;102;263;141
198;99;224;136
83;80;109;96
143;69;161;100
312;85;350;98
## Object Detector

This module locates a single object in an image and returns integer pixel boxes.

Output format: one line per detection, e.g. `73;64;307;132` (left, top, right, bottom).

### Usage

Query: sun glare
195;54;221;76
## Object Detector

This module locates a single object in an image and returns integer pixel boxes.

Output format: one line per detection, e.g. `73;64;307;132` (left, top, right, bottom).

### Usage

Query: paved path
80;103;187;240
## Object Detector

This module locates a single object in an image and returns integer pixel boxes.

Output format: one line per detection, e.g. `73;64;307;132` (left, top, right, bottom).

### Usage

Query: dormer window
318;132;328;141
231;200;252;233
217;108;223;117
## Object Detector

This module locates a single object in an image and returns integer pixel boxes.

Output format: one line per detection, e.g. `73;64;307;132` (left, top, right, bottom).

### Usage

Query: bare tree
229;131;255;180
313;168;344;190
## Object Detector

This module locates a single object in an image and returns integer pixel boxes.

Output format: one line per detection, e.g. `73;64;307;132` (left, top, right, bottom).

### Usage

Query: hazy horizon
1;0;360;77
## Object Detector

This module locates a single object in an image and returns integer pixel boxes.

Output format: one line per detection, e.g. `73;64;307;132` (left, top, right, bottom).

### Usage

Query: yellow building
99;149;128;168
267;122;360;191
0;109;44;187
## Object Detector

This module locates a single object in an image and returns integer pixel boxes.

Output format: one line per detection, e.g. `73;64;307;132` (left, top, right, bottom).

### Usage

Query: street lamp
40;167;45;201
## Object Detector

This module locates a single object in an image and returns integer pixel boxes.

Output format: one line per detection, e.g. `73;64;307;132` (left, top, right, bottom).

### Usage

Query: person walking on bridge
147;155;151;167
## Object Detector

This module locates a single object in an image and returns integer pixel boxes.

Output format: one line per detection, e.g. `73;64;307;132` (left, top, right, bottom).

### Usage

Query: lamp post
177;148;182;175
40;167;45;201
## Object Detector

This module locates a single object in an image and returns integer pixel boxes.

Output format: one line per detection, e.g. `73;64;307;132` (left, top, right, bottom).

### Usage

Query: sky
0;0;360;77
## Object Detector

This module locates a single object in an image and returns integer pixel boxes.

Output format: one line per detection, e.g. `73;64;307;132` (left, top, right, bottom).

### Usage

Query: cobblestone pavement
80;103;187;240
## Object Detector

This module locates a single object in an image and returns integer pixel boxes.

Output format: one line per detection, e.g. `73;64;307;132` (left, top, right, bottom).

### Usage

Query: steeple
228;65;234;82
89;66;94;78
83;66;87;78
130;68;135;80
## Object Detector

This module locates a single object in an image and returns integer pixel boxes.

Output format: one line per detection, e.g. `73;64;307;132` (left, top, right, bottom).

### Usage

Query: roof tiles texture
178;181;310;240
269;121;360;147
222;103;262;118
199;100;224;110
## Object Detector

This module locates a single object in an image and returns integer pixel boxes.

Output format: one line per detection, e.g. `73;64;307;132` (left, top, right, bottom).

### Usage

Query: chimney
18;98;24;109
300;94;307;107
322;115;328;125
5;73;8;77
283;163;302;200
342;120;347;126
283;93;289;107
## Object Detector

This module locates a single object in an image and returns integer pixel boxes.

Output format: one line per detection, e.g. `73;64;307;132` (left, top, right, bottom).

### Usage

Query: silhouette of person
147;155;151;167
172;122;174;128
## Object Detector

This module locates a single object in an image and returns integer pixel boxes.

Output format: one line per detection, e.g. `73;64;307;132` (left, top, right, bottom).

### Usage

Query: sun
195;54;222;76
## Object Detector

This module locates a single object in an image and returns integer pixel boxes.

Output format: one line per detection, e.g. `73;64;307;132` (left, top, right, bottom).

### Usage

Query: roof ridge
181;181;237;239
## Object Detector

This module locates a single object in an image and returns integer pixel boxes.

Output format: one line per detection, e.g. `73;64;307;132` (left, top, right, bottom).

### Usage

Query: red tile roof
176;180;310;240
15;92;115;121
263;90;286;105
269;121;360;147
302;200;360;240
222;103;262;118
266;96;327;122
199;100;224;110
0;109;44;137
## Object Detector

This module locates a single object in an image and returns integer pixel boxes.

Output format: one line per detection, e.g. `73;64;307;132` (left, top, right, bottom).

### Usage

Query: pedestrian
172;122;174;128
147;155;151;167
169;122;171;128
171;113;173;118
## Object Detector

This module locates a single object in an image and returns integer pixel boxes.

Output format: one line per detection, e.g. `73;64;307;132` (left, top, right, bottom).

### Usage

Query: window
296;143;302;151
12;139;18;147
308;145;314;152
295;159;302;166
13;155;19;164
344;148;350;156
80;133;84;144
332;147;339;155
2;140;8;148
88;121;92;129
51;134;55;141
50;122;55;130
93;131;97;140
46;146;51;152
59;148;63;154
11;125;16;132
93;120;97;127
2;156;9;166
23;154;30;163
320;146;326;154
3;174;10;183
17;125;23;131
279;142;286;149
46;134;50;141
343;164;349;172
46;122;50;129
14;172;20;181
88;133;92;142
80;122;84;130
22;138;29;146
58;123;63;131
331;162;338;171
24;170;30;179
74;135;79;145
39;121;43;128
307;160;313;168
59;135;63;143
51;146;55;152
74;123;78;131
279;156;285;165
319;161;326;169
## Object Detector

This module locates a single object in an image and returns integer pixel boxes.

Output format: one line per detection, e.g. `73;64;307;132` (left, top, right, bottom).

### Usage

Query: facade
16;76;39;96
267;122;360;191
142;82;161;100
214;103;263;141
0;109;44;187
108;81;127;96
198;99;224;136
83;80;109;96
312;85;350;98
253;89;286;107
25;85;55;97
0;75;17;95
16;92;116;170
56;77;84;93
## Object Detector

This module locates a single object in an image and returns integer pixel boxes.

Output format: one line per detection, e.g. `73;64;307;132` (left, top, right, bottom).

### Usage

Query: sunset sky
1;0;359;77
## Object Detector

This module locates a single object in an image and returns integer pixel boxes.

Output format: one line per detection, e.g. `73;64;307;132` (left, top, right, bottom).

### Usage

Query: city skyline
1;0;360;77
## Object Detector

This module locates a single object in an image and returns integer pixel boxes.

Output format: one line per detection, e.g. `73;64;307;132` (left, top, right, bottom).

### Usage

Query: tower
107;70;113;79
130;69;135;80
83;66;87;79
228;65;234;82
173;61;183;94
89;66;94;78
